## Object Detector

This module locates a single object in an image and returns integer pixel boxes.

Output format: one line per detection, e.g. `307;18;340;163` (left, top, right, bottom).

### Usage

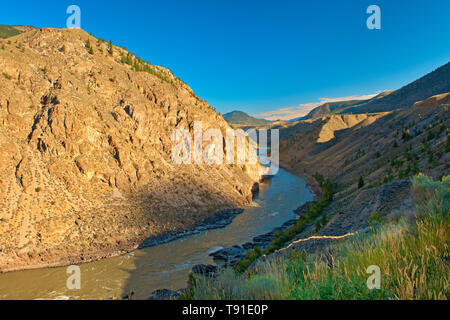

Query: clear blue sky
1;0;449;115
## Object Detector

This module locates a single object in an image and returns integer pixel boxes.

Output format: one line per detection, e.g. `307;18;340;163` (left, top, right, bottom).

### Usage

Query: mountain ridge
341;62;450;114
223;110;272;127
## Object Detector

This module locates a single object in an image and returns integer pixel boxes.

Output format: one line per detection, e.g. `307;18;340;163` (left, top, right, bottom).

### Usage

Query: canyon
0;27;264;272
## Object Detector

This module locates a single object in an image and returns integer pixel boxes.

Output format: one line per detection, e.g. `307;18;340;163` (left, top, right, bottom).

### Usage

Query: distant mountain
300;99;366;120
223;111;272;127
341;61;450;114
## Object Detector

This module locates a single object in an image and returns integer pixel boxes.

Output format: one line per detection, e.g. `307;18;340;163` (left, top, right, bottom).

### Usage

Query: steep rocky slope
0;28;263;271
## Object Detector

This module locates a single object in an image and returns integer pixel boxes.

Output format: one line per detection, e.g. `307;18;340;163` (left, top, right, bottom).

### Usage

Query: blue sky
1;0;449;117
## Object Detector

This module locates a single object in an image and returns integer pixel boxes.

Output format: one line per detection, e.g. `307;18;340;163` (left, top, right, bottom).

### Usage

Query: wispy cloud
253;93;380;121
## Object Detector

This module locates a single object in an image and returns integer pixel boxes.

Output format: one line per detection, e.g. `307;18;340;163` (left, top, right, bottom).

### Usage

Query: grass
182;174;449;300
0;25;21;39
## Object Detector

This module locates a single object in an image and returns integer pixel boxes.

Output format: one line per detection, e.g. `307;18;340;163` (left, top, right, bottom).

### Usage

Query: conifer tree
108;40;113;55
358;176;365;189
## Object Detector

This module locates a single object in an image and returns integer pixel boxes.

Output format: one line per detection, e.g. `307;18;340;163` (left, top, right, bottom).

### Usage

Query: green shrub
358;176;364;189
108;40;113;55
369;211;382;225
235;177;334;274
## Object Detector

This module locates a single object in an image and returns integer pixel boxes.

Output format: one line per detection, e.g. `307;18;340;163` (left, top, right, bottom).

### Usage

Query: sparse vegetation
368;210;381;225
85;38;94;54
107;40;113;55
234;173;334;274
184;175;449;300
358;176;364;189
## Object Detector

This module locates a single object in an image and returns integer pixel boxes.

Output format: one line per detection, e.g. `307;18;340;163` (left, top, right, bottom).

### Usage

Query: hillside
223;111;272;128
0;28;264;272
341;62;450;114
299;62;450;120
0;25;34;39
280;94;449;187
301;99;366;120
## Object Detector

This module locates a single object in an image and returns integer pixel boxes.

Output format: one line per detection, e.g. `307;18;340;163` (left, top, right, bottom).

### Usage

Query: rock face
148;288;186;300
191;264;218;279
0;28;263;271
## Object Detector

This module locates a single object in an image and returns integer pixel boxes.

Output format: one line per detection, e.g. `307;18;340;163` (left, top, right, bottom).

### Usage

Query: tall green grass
183;174;449;300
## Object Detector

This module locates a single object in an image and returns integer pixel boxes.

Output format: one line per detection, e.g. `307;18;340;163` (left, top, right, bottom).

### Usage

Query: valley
0;24;448;301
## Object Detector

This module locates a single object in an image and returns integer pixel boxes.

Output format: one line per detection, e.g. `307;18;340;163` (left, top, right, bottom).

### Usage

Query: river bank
0;168;313;299
0;208;248;274
148;167;317;300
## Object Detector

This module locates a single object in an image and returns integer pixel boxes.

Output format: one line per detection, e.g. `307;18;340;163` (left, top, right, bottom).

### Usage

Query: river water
0;168;312;300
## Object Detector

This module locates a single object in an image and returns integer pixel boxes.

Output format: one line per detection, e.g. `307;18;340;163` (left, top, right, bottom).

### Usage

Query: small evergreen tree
320;211;327;226
358;176;364;189
108;40;113;55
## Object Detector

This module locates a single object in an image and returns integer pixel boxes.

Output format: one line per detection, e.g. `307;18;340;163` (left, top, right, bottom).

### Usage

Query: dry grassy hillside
281;95;449;186
278;93;449;238
0;28;263;271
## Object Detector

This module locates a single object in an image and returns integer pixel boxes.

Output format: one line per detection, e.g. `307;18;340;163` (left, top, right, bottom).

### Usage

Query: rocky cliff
0;28;263;271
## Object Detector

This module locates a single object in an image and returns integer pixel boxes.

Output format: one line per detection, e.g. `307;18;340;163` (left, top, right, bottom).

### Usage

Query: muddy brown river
0;168;312;300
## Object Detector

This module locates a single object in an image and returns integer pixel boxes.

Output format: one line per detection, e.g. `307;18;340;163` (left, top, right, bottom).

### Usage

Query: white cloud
253;93;380;121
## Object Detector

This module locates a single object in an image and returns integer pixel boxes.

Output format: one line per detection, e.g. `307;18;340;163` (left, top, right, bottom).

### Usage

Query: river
0;168;312;300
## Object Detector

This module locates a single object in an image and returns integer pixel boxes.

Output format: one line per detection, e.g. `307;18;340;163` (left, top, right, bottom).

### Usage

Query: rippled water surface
0;168;312;300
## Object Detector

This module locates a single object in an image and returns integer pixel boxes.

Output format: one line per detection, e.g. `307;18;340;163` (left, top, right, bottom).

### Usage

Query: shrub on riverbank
183;174;449;300
234;176;334;274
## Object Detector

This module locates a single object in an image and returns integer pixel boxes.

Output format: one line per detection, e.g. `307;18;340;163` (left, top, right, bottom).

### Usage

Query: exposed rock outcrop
0;28;263;271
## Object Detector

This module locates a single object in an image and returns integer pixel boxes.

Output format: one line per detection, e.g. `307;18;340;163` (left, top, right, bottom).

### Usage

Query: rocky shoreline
138;208;245;249
147;201;312;300
207;202;310;267
0;208;246;274
147;168;316;300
